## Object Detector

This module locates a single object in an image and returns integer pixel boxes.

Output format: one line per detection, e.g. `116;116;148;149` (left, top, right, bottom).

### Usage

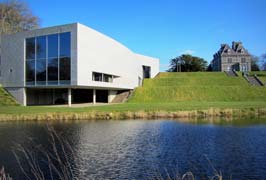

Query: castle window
241;58;246;63
228;58;232;63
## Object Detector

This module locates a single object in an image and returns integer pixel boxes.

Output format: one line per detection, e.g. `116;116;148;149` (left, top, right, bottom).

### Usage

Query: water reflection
1;119;266;179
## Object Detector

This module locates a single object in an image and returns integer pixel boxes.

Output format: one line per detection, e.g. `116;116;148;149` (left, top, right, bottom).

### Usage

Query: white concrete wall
135;53;160;78
77;23;159;89
0;23;78;88
108;90;117;103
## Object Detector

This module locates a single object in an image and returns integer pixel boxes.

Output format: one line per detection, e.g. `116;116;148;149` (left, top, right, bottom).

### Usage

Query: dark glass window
143;66;151;78
60;32;71;57
26;60;35;85
36;59;46;84
228;58;232;63
48;34;58;58
92;72;114;83
26;32;71;86
60;57;70;82
48;58;58;84
36;36;46;59
241;58;246;63
103;74;113;82
26;38;35;59
93;72;102;81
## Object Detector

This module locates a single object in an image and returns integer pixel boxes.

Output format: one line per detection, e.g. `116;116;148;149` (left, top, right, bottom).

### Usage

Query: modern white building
0;23;159;106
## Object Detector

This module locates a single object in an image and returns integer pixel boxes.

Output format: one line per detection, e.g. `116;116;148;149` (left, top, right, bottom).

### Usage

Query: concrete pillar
23;88;27;106
93;89;96;105
68;88;72;107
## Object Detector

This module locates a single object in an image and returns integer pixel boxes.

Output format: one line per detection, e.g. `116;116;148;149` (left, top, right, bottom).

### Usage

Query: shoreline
1;107;266;122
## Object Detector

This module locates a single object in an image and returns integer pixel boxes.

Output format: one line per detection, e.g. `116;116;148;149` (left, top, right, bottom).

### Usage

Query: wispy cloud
180;49;196;55
160;63;169;71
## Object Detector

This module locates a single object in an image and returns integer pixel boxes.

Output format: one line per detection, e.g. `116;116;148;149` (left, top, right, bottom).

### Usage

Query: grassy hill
250;71;266;85
129;72;266;103
0;86;18;106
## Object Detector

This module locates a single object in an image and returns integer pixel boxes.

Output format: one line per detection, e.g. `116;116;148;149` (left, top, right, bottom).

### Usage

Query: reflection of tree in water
36;36;46;58
26;61;35;81
60;57;70;80
48;60;59;80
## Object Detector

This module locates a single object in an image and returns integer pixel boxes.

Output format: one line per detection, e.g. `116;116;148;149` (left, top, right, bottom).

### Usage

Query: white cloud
180;49;196;55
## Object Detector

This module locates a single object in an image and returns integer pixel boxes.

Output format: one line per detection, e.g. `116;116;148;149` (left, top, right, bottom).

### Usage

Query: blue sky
26;0;266;71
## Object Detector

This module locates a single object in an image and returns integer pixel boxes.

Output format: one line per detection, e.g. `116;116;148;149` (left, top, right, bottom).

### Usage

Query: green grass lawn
257;76;266;85
0;86;18;106
249;71;266;85
1;72;266;116
129;72;266;103
1;101;266;115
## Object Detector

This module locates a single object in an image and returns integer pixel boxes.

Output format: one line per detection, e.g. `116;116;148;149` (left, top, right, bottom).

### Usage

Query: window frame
25;32;71;86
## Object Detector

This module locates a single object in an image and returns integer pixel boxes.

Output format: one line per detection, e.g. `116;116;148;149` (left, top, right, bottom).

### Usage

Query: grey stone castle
211;41;251;72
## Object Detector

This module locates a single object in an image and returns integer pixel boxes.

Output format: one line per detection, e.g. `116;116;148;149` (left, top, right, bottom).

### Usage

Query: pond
1;119;266;179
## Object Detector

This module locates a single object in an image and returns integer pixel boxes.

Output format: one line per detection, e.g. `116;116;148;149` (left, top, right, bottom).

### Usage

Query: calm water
1;119;266;179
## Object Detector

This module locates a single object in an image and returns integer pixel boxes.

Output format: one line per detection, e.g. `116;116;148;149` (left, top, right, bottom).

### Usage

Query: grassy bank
249;71;266;84
0;86;18;106
129;72;266;102
1;101;266;121
1;72;266;121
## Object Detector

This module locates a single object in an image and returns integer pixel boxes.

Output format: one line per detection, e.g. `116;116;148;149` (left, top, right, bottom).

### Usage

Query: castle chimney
232;41;242;50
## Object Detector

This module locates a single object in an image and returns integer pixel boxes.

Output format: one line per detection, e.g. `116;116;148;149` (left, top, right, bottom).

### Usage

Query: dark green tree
251;55;260;71
206;64;213;71
0;0;39;35
167;54;208;72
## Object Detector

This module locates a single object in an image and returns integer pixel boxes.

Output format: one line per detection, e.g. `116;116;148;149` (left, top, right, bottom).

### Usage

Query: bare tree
260;54;266;71
0;0;39;35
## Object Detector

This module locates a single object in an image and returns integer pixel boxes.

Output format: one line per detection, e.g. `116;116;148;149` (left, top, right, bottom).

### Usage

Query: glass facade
36;59;46;85
26;38;35;59
36;36;46;59
26;60;35;85
25;32;71;86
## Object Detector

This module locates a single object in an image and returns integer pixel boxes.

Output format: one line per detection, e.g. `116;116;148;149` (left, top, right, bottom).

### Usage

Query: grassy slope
1;101;266;115
0;86;18;106
129;72;266;102
1;72;266;116
249;71;266;84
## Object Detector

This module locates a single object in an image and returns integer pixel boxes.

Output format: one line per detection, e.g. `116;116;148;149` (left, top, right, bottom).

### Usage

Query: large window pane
36;36;46;59
26;38;35;59
26;60;35;85
48;34;58;58
36;59;46;85
60;57;70;83
60;32;71;57
48;58;58;84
